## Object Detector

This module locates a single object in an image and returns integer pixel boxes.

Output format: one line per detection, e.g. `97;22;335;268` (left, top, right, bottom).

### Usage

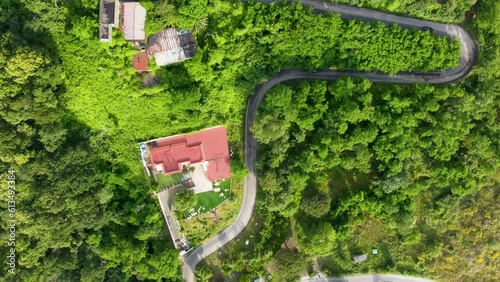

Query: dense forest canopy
241;1;498;281
0;0;497;281
201;1;498;282
251;77;497;277
331;0;477;23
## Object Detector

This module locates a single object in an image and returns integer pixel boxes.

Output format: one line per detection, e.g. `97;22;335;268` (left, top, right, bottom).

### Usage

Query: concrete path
157;187;184;250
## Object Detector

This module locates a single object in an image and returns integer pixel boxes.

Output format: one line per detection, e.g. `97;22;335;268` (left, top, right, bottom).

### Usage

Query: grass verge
156;173;183;188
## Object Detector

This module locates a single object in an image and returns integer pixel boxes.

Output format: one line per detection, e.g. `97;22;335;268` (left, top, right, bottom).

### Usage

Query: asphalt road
303;274;435;282
181;0;477;281
182;174;257;281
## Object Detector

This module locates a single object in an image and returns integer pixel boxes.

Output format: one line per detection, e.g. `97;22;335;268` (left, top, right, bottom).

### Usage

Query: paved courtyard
189;163;213;194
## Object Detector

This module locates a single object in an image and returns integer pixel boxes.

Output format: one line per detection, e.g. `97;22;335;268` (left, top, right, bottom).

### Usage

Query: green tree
272;249;309;282
300;193;332;218
372;172;412;194
38;122;68;153
5;47;49;85
295;220;337;257
195;265;213;281
174;189;196;213
252;110;290;145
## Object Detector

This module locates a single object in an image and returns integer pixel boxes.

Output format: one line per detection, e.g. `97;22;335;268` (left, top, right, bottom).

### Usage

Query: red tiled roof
149;126;231;181
149;143;202;174
206;157;231;181
132;52;149;71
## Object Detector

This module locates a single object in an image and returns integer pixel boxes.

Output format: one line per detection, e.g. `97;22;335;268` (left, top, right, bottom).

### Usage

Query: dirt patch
462;0;481;26
282;235;299;250
143;75;161;87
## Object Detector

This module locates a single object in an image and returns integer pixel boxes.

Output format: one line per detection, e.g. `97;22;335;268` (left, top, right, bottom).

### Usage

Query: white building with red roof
144;126;231;182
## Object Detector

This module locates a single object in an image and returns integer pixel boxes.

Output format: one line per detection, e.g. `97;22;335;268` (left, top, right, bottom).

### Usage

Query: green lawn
156;173;182;188
193;179;231;214
219;178;231;191
330;170;371;200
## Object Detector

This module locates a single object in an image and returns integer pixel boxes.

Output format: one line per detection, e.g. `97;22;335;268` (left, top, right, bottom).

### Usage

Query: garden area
191;179;231;216
180;177;243;247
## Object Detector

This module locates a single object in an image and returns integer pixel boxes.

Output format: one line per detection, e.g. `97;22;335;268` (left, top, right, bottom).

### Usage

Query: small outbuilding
99;0;146;43
146;28;197;66
353;253;368;263
132;52;149;72
99;0;119;42
120;2;147;42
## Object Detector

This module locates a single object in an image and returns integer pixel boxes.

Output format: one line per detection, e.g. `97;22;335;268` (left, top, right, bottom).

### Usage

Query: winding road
181;0;478;281
303;274;435;282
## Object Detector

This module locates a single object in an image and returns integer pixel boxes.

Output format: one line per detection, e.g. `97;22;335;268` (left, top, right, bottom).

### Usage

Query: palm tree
194;17;208;33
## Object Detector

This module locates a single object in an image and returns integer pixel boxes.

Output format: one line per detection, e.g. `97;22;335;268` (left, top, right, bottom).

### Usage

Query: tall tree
174;189;196;214
272;249;309;282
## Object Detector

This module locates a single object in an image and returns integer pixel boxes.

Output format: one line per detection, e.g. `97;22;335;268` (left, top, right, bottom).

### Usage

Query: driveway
157;187;184;250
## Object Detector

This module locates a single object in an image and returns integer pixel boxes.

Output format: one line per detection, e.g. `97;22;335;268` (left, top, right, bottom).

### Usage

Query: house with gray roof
99;0;146;43
99;0;119;42
146;28;197;66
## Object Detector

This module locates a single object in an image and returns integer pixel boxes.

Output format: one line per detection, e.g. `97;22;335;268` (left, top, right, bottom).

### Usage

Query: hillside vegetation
241;3;498;282
250;77;497;280
0;0;495;281
202;0;499;281
332;0;477;23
